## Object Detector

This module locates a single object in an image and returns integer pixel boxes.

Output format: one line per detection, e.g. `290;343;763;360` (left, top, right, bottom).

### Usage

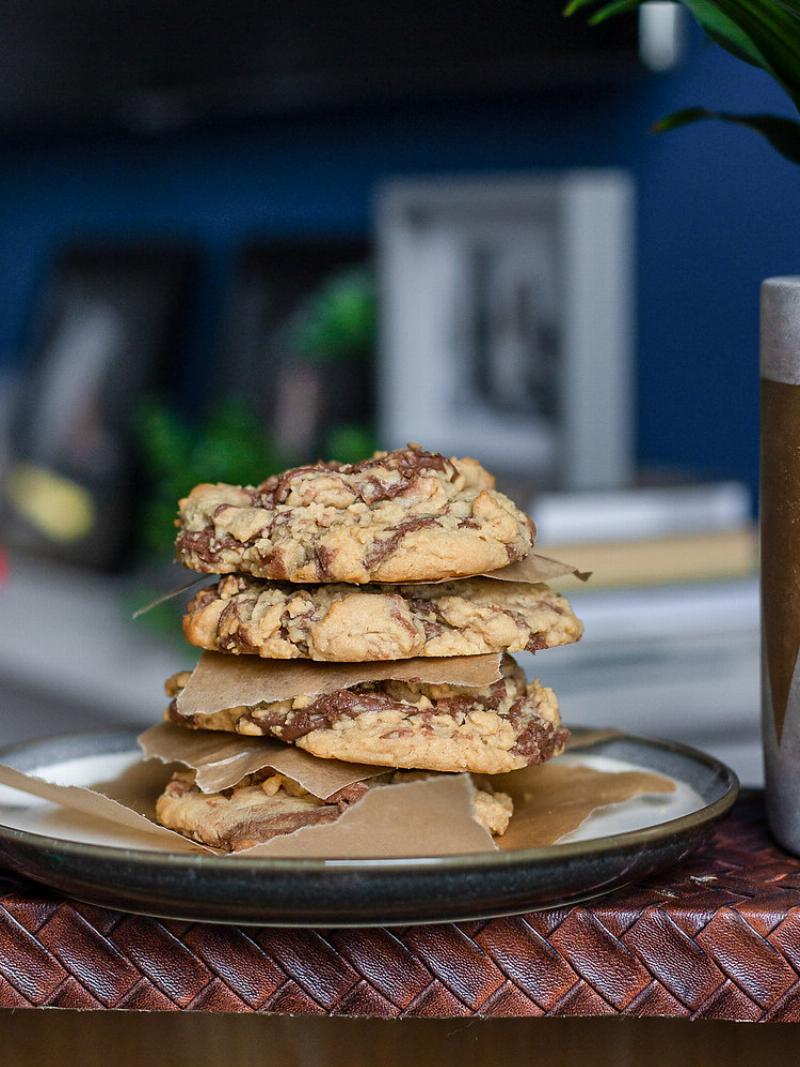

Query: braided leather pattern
1;794;800;1020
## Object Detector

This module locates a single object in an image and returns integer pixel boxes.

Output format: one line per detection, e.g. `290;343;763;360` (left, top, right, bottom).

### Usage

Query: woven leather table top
1;792;800;1021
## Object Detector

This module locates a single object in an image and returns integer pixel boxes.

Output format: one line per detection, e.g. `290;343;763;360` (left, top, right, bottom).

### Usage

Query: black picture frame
2;242;196;570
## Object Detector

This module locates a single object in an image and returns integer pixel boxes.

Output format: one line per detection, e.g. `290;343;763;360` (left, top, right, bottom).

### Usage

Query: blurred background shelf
522;576;759;784
545;527;757;588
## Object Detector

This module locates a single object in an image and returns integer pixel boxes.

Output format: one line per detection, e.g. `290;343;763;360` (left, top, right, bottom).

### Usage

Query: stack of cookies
154;444;583;850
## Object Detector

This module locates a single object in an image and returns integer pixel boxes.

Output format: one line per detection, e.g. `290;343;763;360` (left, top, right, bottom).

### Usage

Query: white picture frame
376;171;634;489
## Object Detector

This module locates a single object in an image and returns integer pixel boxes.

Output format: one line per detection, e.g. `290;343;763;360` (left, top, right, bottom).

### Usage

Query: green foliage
291;268;376;364
325;423;378;465
565;0;800;164
653;105;800;162
136;398;281;559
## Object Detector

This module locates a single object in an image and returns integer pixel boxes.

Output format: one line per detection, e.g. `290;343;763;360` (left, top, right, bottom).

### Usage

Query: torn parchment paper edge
0;758;497;857
0;741;676;860
132;552;590;619
138;721;388;796
174;650;503;718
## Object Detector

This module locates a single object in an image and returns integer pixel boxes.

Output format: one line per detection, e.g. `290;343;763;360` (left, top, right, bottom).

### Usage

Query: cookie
155;768;513;851
175;444;534;584
155;770;368;852
165;655;568;775
183;575;582;661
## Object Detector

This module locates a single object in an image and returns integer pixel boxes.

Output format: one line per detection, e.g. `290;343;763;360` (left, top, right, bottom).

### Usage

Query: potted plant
567;0;800;162
132;398;282;638
288;266;378;464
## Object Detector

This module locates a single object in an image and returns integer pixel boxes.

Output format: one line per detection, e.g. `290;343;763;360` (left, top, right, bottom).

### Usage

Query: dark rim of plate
0;728;739;872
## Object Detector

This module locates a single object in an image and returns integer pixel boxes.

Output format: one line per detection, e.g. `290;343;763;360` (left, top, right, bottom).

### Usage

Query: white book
532;482;751;544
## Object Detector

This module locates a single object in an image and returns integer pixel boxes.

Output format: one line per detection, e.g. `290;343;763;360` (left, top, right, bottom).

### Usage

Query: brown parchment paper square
138;722;387;796
175;651;503;718
133;553;589;620
0;757;496;856
479;552;590;584
365;551;590;586
493;761;676;850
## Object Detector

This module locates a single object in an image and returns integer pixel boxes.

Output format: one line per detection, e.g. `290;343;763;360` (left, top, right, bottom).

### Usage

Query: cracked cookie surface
183;575;582;661
175;444;534;584
155;768;513;851
165;656;568;775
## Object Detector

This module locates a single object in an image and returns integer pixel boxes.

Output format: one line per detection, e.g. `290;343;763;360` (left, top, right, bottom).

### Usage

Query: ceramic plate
0;728;738;926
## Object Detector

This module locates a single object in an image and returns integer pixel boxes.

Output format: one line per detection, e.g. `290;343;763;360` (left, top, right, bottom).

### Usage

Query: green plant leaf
291;268;376;364
565;0;800;163
134;397;283;559
325;423;377;465
681;1;770;68
563;0;605;14
708;1;800;108
586;0;642;23
653;106;800;164
651;106;718;132
564;0;795;92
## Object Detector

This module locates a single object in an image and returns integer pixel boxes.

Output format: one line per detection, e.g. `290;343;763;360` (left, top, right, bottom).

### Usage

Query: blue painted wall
0;20;796;495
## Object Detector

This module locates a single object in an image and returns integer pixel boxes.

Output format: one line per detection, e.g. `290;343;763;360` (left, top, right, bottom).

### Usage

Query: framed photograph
2;243;196;569
376;172;634;489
